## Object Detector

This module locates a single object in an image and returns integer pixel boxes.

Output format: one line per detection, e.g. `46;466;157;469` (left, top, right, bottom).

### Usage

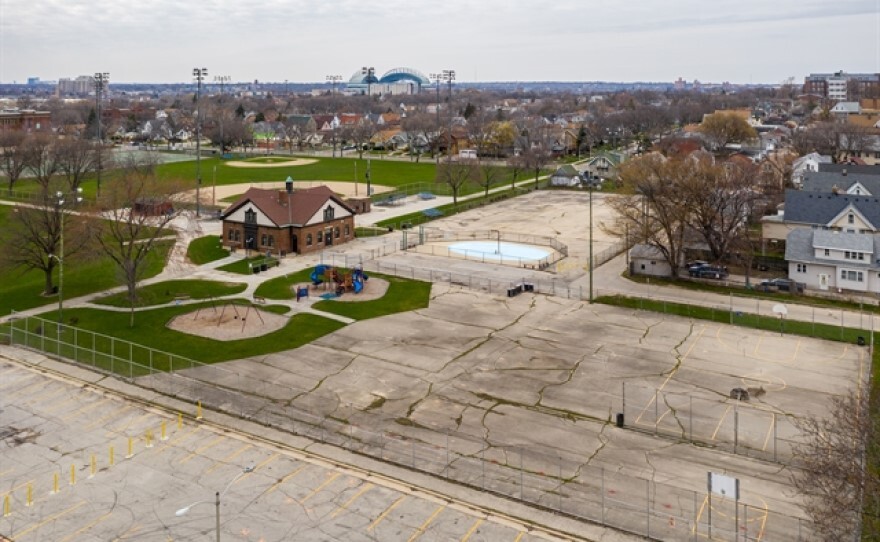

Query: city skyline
1;0;879;85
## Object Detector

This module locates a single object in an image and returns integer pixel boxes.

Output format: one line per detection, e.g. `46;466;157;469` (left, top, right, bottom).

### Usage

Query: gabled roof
786;228;880;266
819;163;880;175
552;164;580;178
221;186;353;227
782;189;880;228
801;171;880;194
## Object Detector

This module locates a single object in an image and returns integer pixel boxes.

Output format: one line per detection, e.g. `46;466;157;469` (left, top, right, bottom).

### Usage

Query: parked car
686;260;709;272
760;278;795;292
691;266;729;279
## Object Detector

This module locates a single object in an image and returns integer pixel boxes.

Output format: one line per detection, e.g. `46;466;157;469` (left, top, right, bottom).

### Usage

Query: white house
785;228;880;293
629;244;674;277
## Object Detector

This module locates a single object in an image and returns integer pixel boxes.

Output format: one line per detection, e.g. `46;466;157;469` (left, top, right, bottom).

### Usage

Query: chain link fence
6;314;818;541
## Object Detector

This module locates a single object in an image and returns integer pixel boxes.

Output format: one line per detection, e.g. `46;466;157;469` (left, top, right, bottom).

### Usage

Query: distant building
0;108;51;132
26;77;40;85
57;75;95;96
803;71;880;101
346;67;431;95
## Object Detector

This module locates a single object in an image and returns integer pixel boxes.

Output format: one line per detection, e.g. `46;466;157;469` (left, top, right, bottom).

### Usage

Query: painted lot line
0;361;565;542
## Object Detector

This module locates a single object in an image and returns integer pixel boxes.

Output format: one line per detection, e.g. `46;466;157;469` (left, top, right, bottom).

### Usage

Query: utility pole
442;70;455;160
214;75;230;156
193;67;208;217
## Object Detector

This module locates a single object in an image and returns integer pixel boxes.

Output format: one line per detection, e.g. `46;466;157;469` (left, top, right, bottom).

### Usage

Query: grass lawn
0;205;174;318
253;268;315;300
217;255;280;275
312;274;431;320
187;235;230;264
93;279;247;308
19;302;345;368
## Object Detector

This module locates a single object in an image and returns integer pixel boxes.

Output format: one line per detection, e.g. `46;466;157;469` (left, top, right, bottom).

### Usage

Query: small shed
629;244;673;277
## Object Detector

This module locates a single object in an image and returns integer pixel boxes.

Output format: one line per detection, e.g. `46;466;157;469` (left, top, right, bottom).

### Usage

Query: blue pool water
447;241;552;263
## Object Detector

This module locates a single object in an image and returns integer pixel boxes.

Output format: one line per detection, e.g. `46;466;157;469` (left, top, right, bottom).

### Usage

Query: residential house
785;228;880;293
220;185;356;256
792;152;833;187
801;170;880;195
762;189;880;241
629;244;674;278
582;152;625;181
830;101;861;121
549;165;582;187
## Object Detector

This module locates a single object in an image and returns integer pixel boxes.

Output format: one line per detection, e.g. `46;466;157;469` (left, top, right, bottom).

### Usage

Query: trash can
252;265;260;274
858;336;866;346
615;413;624;428
260;263;268;272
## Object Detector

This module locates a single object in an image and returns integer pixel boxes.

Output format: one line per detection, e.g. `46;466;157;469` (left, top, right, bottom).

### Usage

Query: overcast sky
2;0;878;85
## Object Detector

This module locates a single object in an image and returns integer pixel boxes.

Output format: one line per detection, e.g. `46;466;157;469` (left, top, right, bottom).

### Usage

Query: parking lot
0;360;565;542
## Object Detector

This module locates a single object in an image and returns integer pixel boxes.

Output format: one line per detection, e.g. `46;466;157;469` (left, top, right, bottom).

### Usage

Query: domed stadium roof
379;67;430;85
348;69;380;85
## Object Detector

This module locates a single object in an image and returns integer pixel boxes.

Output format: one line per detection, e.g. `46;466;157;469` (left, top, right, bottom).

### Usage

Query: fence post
646;478;651;538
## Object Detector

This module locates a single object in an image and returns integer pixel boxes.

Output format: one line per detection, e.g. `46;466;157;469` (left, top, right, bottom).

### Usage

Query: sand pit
167;304;287;340
225;158;318;168
305;277;390;302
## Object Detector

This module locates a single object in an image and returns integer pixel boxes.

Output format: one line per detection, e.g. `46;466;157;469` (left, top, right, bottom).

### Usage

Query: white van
458;149;477;159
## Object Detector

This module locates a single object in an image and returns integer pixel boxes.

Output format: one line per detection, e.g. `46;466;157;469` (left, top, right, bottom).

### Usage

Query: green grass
253;268;315;300
596;294;872;344
187;235;230;264
217;256;280;275
0;220;174;318
93;279;247;308
20;301;345;369
312;274;431;320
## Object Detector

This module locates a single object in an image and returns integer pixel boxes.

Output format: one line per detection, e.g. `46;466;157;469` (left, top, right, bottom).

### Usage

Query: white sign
708;472;739;499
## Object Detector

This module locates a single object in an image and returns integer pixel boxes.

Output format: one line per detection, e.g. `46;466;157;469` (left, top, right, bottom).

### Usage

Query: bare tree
56;137;99;193
436;158;478;206
476;160;502;198
791;390;878;540
88;155;183;326
0;190;91;297
605;153;695;277
24;133;62;190
0;130;29;194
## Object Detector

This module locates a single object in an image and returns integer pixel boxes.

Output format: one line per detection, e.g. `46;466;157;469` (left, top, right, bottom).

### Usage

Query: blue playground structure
310;265;368;296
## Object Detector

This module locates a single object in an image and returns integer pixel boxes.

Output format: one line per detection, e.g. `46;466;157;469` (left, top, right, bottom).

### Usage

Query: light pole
93;72;109;196
175;465;253;542
441;70;455;159
430;73;442;162
214;75;230;156
51;188;83;325
361;66;375;97
491;229;501;254
326;74;342;94
589;183;594;303
193;67;209;217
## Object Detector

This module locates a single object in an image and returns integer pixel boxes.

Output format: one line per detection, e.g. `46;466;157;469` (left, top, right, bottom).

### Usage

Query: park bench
253;295;267;304
422;208;443;218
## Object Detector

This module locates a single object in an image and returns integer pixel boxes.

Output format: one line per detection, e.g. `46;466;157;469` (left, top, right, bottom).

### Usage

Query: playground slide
353;277;363;294
311;264;329;285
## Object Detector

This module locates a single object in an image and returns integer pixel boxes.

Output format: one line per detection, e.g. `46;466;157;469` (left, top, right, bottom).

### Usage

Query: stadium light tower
93;72;109;196
193;67;208;217
361;66;375;96
326;74;342;93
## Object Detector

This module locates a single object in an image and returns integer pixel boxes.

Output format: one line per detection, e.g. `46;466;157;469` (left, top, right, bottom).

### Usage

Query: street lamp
175;465;254;542
214;75;230;156
193;67;209;217
440;70;455;159
491;229;501;255
93;72;109;196
361;66;375;97
588;183;594;303
51;188;83;325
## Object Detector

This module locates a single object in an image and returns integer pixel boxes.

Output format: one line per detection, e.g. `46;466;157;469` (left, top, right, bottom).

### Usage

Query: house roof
782;189;880;227
221;186;353;227
630;243;667;260
552;164;580;178
819;163;880;175
786;228;880;267
801;171;880;194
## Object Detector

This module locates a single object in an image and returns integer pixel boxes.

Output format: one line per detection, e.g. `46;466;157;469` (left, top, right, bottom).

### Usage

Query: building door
291;232;298;254
819;274;829;291
325;227;333;247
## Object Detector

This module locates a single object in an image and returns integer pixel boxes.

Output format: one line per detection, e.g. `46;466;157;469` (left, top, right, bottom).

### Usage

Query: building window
824;248;830;256
234;230;241;242
228;230;235;240
335;227;340;238
842;269;864;282
268;235;274;247
306;234;312;246
245;209;257;224
317;230;323;243
261;234;267;246
796;263;807;273
345;224;350;237
848;213;855;224
323;205;335;222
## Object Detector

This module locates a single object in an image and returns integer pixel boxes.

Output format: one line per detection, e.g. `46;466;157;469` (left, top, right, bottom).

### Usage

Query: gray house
785;228;880;293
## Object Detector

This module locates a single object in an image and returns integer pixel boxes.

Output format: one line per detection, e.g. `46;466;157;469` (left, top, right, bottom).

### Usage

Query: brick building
0;109;51;131
220;184;356;256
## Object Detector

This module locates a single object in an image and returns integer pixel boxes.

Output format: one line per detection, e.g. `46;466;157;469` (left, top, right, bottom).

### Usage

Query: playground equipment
310;265;368;296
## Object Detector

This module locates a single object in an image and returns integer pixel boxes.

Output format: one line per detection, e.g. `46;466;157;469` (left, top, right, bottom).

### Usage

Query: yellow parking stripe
204;444;252;475
59;508;114;542
11;500;86;539
408;504;445;542
267;464;308;494
178;435;225;464
300;472;341;504
331;483;374;518
461;518;484;541
368;495;406;531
